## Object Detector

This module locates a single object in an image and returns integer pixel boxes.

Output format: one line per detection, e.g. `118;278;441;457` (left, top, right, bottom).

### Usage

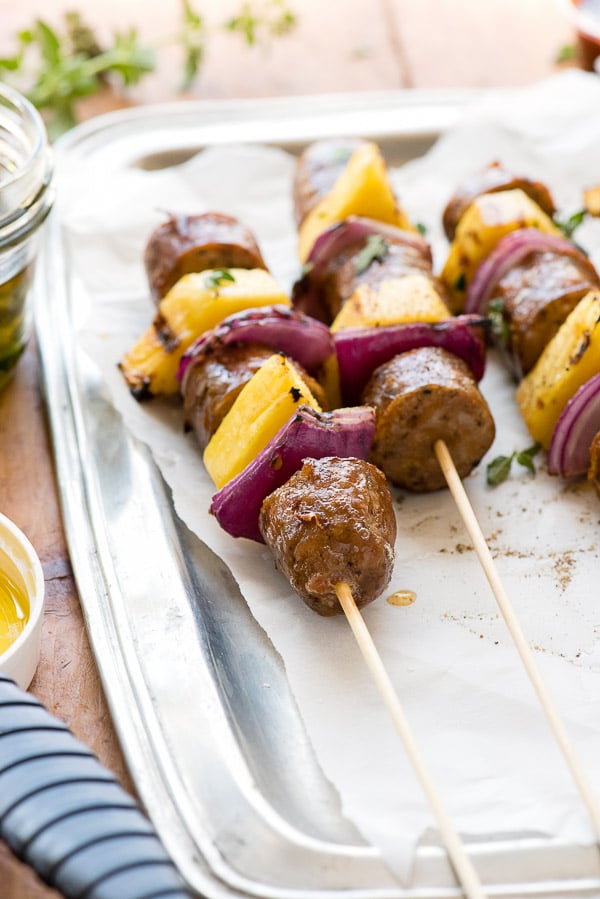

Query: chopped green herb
415;222;428;236
204;268;236;289
515;442;541;474
555;43;577;64
554;208;587;239
453;271;466;292
487;454;514;487
354;234;389;275
487;442;542;486
487;296;510;348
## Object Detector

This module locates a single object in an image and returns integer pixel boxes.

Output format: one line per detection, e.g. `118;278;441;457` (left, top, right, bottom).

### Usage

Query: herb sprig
554;208;587;240
0;0;297;138
486;443;542;487
204;268;236;289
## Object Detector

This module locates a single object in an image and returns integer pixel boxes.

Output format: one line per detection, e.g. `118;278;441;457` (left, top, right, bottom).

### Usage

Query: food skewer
434;437;600;841
121;141;600;890
123;258;491;888
336;581;488;898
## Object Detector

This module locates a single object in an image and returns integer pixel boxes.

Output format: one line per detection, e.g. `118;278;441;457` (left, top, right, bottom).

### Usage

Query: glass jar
0;82;53;391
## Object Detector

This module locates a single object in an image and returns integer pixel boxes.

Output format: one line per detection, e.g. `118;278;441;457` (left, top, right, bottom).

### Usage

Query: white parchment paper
58;71;600;883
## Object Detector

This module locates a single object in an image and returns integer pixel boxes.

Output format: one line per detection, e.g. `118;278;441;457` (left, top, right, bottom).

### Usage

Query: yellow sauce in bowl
0;567;30;654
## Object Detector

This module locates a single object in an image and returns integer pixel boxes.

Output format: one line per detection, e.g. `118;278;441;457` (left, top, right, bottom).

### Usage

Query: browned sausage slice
442;161;556;240
182;343;329;451
259;456;397;616
144;211;267;302
492;249;600;377
362;346;495;492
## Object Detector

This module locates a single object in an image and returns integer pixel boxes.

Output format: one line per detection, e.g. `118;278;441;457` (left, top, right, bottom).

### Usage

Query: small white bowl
0;512;45;689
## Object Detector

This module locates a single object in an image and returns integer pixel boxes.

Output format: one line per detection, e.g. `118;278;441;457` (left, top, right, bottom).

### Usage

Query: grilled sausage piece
492;250;600;377
442;161;556;240
259;456;397;616
362;346;495;492
183;343;329;451
292;229;441;324
144;212;267;302
588;432;600;485
293;138;368;226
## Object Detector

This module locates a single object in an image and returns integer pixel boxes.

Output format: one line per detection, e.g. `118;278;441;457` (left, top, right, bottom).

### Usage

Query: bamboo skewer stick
335;581;487;899
434;438;600;841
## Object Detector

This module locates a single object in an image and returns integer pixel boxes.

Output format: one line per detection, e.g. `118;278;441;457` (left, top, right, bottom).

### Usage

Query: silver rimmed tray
34;89;600;898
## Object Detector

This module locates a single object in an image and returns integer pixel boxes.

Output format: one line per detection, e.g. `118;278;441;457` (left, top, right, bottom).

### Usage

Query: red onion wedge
334;315;487;404
292;216;431;321
466;228;592;316
178;305;334;387
210;405;376;543
547;373;600;478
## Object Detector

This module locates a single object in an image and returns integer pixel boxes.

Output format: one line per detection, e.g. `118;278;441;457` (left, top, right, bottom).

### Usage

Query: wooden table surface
0;1;585;895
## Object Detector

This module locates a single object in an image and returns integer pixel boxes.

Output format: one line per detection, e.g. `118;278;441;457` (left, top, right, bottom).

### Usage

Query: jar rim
0;82;53;237
0;81;48;182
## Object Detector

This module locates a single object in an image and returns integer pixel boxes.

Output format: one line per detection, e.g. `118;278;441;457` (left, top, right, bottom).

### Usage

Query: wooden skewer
434;438;600;841
335;581;487;899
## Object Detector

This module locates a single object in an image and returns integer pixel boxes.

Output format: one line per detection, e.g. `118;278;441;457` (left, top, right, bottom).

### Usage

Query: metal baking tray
34;90;600;898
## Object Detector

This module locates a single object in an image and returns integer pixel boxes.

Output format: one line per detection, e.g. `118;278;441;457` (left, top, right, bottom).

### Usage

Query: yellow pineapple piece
584;185;600;217
441;189;560;312
330;274;449;332
297;142;414;263
516;290;600;449
120;269;290;399
203;354;322;488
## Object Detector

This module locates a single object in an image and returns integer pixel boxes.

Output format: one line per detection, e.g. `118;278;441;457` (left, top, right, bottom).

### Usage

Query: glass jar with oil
0;82;53;391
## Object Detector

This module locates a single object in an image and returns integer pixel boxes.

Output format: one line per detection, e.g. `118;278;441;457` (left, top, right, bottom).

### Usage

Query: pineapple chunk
516;290;600;449
584;185;600;217
203;354;322;488
120;269;289;398
297;142;414;263
330;274;449;332
441;188;560;312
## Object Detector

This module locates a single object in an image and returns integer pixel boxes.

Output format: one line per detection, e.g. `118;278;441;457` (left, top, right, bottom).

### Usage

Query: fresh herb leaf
35;19;62;67
453;271;466;292
178;0;205;90
487;442;542;485
354;234;389;275
554;208;587;239
487;454;514;487
556;43;577;64
515;442;541;474
1;3;296;136
64;11;102;59
226;0;297;46
415;222;427;236
204;268;236;289
0;54;24;72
